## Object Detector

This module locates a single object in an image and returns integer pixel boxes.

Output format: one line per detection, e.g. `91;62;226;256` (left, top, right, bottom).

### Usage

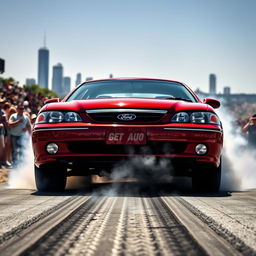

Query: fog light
195;144;207;155
46;143;59;154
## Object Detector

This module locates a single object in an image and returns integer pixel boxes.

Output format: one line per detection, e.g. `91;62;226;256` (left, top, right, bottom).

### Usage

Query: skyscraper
52;63;63;97
75;73;82;86
223;87;231;95
209;74;216;95
38;47;49;88
63;76;71;96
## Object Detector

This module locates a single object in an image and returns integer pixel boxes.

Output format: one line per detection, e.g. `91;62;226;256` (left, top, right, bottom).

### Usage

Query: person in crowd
2;102;12;168
0;98;7;168
8;104;31;167
242;114;256;147
23;101;31;115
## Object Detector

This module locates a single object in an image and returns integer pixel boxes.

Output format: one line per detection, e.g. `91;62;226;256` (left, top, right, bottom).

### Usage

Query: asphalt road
0;179;256;256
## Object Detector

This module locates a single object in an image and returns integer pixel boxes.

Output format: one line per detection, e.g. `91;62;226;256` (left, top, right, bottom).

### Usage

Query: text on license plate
106;128;146;144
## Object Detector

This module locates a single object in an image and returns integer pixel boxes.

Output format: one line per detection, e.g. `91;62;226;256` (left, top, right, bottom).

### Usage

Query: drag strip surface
0;183;255;256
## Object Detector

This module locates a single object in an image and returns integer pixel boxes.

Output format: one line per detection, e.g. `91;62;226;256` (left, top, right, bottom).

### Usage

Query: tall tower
63;76;71;96
209;74;216;95
75;73;82;86
38;47;49;88
52;63;63;97
38;35;49;88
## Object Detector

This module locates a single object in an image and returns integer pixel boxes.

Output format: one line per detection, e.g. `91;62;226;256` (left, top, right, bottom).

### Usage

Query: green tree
0;77;15;85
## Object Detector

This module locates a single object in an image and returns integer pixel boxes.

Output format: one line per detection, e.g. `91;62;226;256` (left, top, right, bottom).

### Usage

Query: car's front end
32;78;223;192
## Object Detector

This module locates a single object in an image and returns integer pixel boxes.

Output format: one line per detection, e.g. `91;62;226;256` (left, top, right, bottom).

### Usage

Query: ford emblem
117;113;137;121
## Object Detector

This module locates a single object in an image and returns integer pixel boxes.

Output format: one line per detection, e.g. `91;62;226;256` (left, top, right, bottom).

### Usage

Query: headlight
49;111;64;123
64;112;82;122
36;111;82;124
191;112;206;123
171;112;220;125
171;112;190;123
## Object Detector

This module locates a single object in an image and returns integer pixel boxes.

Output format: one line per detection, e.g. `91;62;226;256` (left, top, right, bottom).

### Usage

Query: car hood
42;98;212;113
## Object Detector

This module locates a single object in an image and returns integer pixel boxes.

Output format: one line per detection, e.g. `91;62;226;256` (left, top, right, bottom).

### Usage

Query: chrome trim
34;127;89;132
86;109;167;114
164;128;222;133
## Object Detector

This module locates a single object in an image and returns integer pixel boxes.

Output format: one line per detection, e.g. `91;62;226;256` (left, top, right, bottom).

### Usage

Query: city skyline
37;42;75;95
1;0;256;93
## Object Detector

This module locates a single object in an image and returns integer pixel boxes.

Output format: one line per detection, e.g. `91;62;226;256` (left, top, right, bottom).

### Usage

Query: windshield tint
66;80;197;102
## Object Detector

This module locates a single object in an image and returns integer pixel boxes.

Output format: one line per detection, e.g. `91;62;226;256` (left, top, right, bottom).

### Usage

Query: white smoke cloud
8;133;36;189
7;133;90;190
218;106;256;191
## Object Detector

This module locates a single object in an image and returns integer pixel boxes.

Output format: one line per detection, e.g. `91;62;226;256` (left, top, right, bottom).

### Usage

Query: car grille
86;109;167;123
67;141;186;155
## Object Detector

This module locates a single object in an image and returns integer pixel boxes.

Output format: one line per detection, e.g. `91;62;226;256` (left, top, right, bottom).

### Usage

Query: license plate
106;128;147;145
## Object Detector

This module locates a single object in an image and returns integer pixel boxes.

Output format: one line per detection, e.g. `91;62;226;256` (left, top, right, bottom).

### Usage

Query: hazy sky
1;0;256;93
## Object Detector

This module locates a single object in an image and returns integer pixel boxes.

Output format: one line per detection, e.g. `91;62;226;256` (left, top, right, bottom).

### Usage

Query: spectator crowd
0;79;47;169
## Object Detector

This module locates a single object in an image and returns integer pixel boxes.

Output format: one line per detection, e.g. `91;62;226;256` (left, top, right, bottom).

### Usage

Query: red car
32;78;223;192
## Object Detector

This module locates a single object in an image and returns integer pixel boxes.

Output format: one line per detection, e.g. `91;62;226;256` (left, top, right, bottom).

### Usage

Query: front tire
192;161;221;193
35;163;67;192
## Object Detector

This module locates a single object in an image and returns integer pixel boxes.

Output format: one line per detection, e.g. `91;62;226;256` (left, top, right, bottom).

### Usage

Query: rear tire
192;160;221;193
35;163;67;192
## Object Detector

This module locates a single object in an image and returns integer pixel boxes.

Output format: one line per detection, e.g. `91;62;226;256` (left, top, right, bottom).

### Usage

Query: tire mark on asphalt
67;197;119;256
143;196;207;256
2;188;251;256
0;195;76;244
112;197;160;256
176;197;256;256
11;195;208;256
20;196;106;256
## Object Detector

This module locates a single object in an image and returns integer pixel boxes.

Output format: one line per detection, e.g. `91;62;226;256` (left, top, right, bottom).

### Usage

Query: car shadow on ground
31;176;231;197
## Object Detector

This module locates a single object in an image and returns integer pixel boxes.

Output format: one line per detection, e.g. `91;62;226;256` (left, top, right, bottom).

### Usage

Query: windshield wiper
165;97;192;102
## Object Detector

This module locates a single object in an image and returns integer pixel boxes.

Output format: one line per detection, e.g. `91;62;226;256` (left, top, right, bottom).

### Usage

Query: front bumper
32;123;223;172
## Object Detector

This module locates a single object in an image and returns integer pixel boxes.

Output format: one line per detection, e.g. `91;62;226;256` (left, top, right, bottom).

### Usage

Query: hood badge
117;113;137;121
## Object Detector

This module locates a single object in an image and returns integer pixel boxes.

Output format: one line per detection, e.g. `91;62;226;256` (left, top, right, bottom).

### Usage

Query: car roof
81;77;185;85
63;77;200;102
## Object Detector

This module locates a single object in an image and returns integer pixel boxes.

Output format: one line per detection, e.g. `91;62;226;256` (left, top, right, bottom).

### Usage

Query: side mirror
44;98;60;105
203;98;220;109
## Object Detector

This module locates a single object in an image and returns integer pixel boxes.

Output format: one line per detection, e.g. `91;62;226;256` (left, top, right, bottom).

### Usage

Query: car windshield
66;80;197;102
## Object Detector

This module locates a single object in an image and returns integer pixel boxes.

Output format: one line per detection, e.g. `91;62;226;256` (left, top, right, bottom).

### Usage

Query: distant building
109;74;113;78
223;87;231;95
196;89;256;105
52;63;63;97
25;78;36;86
38;47;49;88
220;93;256;104
86;77;93;81
209;74;216;95
75;73;82;86
63;76;71;96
